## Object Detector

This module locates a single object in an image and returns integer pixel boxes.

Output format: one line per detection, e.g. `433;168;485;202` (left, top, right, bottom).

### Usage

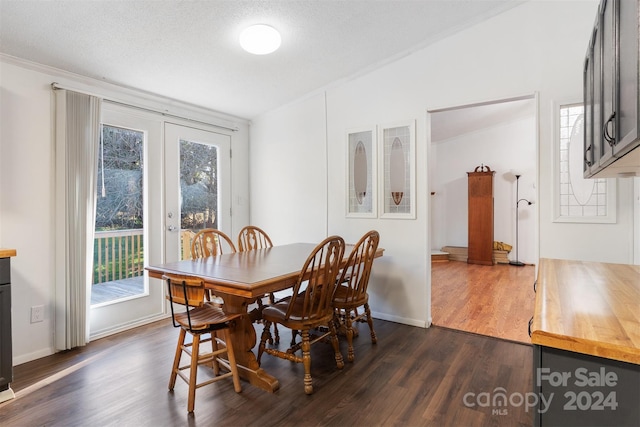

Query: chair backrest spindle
191;228;237;258
237;225;273;252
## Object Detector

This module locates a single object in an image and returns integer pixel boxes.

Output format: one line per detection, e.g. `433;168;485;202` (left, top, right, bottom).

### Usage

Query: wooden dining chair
257;235;346;395
164;273;242;413
190;228;237;303
237;225;281;343
190;228;237;259
332;230;380;362
237;225;273;252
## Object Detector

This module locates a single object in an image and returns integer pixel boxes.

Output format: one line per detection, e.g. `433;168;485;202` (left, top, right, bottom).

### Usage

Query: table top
531;258;640;365
147;243;383;299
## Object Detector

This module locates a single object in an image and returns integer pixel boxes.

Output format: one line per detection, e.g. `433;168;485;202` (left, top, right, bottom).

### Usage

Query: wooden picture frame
346;126;377;218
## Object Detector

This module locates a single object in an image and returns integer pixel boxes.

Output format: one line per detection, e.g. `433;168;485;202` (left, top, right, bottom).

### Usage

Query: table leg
222;294;280;392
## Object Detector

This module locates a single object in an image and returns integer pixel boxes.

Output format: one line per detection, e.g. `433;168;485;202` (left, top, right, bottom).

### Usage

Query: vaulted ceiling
0;0;524;120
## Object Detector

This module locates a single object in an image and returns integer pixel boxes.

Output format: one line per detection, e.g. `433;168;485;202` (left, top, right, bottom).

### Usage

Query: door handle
168;225;178;232
584;145;592;167
603;112;616;146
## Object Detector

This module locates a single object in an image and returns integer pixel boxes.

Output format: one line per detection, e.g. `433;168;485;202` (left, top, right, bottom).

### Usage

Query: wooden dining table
146;242;384;392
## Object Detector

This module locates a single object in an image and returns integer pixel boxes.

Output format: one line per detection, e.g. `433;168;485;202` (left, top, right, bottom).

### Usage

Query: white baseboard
89;313;169;341
0;387;15;403
13;347;56;366
371;311;428;328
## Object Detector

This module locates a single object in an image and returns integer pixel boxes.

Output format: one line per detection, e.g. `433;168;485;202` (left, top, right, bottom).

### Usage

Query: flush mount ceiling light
239;24;281;55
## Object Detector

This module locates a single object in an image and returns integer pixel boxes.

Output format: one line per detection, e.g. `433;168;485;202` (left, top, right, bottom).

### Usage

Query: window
555;103;616;223
179;139;219;230
92;124;145;305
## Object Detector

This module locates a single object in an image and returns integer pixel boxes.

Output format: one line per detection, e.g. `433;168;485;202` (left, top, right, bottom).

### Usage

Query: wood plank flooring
1;318;533;426
431;260;536;344
91;277;145;305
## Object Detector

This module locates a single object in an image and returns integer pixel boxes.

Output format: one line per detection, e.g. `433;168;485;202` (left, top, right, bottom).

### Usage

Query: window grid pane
558;104;608;218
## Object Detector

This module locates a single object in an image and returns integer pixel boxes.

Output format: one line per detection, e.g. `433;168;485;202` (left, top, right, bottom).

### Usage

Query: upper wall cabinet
584;0;640;178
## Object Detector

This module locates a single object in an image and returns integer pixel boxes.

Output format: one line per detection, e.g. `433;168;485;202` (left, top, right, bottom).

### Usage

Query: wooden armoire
467;165;495;265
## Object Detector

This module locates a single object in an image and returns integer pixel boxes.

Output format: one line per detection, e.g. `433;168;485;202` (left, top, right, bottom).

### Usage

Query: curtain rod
51;82;239;132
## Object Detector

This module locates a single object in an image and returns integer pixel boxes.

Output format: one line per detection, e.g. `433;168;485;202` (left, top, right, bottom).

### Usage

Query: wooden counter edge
531;330;640;365
0;249;17;258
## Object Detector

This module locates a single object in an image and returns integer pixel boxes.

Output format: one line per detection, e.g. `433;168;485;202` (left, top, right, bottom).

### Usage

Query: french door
164;123;232;262
89;104;165;338
89;112;231;338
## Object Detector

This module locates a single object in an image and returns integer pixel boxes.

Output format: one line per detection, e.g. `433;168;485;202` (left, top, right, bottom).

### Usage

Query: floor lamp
510;174;533;267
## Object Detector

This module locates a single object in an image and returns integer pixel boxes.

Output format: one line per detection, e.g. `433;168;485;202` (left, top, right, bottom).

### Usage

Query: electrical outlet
30;305;44;323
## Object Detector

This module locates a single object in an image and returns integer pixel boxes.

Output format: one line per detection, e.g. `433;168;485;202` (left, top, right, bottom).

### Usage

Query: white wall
431;112;537;264
3;0;636;364
0;57;250;364
249;93;328;244
0;63;56;363
250;0;637;328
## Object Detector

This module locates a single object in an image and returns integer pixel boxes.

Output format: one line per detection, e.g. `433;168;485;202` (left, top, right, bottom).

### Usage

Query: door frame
426;94;540;327
163;122;232;263
89;102;166;339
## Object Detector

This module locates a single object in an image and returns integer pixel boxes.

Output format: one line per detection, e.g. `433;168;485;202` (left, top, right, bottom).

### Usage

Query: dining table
146;242;384;392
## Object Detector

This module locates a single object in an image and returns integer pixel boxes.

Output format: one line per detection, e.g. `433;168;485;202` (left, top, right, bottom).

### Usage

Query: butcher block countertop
0;249;16;258
531;258;640;365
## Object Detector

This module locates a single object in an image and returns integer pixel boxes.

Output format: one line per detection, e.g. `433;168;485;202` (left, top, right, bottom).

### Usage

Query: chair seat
332;285;369;308
174;305;241;331
262;299;333;330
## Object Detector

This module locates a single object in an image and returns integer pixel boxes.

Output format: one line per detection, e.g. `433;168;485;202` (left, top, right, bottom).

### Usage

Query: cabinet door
467;172;494;266
613;0;639;157
584;37;595;175
535;345;640;427
592;16;605;169
599;0;616;167
0;284;11;391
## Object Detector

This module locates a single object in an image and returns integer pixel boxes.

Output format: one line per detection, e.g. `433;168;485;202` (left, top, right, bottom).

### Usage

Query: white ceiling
0;0;525;120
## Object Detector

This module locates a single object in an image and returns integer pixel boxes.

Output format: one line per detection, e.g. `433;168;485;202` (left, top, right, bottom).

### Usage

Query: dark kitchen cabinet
584;0;640;178
0;251;16;403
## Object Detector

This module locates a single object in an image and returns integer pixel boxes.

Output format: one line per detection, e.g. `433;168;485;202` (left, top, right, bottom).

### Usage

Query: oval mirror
353;140;367;204
390;137;405;205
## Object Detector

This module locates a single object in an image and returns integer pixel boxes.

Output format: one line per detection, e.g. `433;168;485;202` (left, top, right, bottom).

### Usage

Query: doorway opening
428;95;538;343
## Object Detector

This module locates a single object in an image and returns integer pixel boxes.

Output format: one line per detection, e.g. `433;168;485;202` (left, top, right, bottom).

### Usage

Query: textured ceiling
0;0;525;120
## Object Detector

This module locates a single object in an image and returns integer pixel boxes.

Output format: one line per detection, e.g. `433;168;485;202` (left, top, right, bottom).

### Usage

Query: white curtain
54;89;102;350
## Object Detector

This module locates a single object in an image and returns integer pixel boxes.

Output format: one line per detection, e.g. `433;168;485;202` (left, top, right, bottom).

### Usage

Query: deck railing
93;229;196;284
181;230;196;260
93;229;144;284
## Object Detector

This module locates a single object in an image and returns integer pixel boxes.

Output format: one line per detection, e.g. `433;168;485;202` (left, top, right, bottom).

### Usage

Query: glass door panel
91;124;145;305
164;123;231;263
89;104;164;339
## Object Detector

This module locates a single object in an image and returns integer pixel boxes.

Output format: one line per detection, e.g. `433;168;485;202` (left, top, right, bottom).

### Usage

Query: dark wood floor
1;318;533;426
